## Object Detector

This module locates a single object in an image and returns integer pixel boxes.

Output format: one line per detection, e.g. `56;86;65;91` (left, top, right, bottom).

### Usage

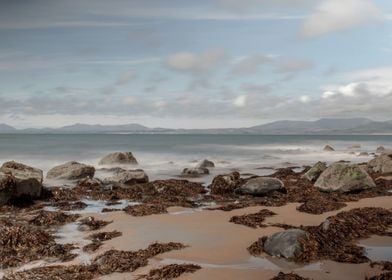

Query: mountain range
1;118;392;135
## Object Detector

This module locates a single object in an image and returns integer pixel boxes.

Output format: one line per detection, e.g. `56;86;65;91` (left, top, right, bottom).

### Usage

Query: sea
0;134;391;185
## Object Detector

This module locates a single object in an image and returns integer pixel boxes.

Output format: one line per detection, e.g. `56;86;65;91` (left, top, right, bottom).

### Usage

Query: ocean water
0;134;391;184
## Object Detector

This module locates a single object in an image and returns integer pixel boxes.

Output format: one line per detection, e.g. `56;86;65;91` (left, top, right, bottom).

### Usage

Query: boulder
376;146;385;153
367;151;392;175
196;159;215;169
99;152;137;165
0;161;43;199
263;229;307;259
104;169;149;186
302;161;327;182
46;161;95;180
358;152;369;156
210;172;241;195
323;145;335;151
182;167;209;177
314;163;375;193
235;177;285;196
0;172;16;206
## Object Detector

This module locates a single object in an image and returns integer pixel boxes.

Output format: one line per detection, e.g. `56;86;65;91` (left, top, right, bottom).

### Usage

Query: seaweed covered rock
196;159;215;169
46;161;95;180
314;163;375;193
210;171;241;195
302;161;327;182
99;152;138;165
0;161;43;200
263;229;307;259
368;151;392;175
235;177;285;196
104;169;149;186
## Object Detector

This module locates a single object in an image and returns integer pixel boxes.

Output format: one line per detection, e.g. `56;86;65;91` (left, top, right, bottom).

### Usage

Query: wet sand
58;196;392;280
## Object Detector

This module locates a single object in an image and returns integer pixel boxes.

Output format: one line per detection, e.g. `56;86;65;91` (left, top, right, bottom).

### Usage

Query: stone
181;167;209;177
263;229;307;259
0;161;43;198
358;152;369;156
46;161;95;180
367;151;392;175
196;159;215;169
104;169;149;186
99;152;138;165
235;177;285;196
210;172;241;195
302;161;327;182
376;146;385;153
323;145;335;151
314;163;375;193
0;172;15;206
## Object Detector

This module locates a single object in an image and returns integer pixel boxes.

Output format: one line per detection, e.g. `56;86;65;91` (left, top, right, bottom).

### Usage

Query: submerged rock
0;161;43;200
235;177;285;196
376;146;386;153
210;171;241;195
181;167;209;177
104;169;149;186
323;145;335;151
196;159;215;169
302;161;327;182
263;229;307;259
99;152;138;165
314;163;375;193
358;152;369;156
367;151;392;175
47;161;95;180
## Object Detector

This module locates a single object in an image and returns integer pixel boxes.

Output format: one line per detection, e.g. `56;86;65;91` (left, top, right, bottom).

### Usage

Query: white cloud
301;0;383;37
233;95;247;107
300;95;310;103
166;50;227;72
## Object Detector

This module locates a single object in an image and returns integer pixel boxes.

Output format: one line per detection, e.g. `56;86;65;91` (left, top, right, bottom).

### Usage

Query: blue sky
0;0;391;128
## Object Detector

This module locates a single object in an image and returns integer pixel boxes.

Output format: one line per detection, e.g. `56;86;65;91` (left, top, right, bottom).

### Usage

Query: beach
0;135;391;280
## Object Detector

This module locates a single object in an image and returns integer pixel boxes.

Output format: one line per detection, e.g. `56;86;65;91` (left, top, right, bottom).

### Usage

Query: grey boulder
47;161;95;180
99;152;138;165
0;161;43;199
196;159;215;169
263;229;307;259
235;177;285;196
314;163;375;193
367;151;392;175
182;167;210;177
323;145;335;151
302;161;327;182
104;169;149;186
0;172;16;206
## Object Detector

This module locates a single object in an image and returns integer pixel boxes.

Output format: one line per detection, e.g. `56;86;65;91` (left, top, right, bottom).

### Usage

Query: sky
0;0;391;129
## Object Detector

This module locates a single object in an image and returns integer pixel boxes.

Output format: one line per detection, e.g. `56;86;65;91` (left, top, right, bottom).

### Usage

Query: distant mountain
0;123;16;132
1;118;392;134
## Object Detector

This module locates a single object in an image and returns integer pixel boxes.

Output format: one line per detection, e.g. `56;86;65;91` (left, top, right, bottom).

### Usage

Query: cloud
116;70;136;85
231;55;271;75
301;0;383;37
276;58;314;73
166;50;227;73
233;95;247;107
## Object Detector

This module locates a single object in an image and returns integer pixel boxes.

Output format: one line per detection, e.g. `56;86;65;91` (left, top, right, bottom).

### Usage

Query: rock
210;172;241;195
349;144;361;149
314;163;375;193
368;151;392;175
263;229;307;259
358;152;369;156
0;172;15;206
196;159;215;169
104;169;149;186
46;161;95;180
99;152;137;165
235;177;285;196
181;167;209;177
78;177;103;187
376;146;385;153
0;161;43;199
302;161;327;182
323;145;335;151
